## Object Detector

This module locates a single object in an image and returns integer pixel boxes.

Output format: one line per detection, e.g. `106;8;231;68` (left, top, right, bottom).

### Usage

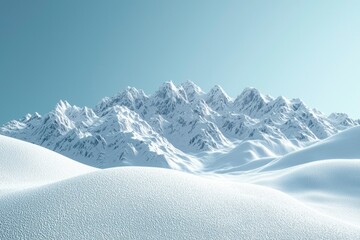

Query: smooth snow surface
238;127;360;225
1;167;359;240
262;126;360;171
0;135;95;190
254;160;360;225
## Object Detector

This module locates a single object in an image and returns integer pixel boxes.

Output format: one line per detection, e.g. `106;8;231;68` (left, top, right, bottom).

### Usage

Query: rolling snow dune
252;160;360;225
225;126;360;225
0;167;359;240
0;135;96;190
262;126;360;171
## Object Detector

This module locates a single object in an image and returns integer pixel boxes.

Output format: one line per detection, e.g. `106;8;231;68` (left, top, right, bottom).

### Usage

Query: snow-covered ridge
0;81;358;168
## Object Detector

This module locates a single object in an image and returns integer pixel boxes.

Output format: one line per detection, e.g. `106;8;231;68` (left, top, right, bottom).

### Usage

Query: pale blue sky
1;0;360;123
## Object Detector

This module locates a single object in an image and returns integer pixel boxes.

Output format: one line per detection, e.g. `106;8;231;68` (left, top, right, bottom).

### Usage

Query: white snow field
0;135;95;191
1;167;360;240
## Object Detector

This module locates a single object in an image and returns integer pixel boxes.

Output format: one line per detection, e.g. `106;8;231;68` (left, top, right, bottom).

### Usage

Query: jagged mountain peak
328;112;357;130
266;96;293;112
95;86;148;115
233;87;272;118
151;81;189;115
235;87;272;105
154;81;185;100
205;85;232;112
55;100;72;112
180;80;205;102
157;80;178;93
121;86;148;99
274;96;290;104
329;112;349;119
181;80;204;93
53;100;94;119
208;85;231;100
290;98;307;111
22;112;42;122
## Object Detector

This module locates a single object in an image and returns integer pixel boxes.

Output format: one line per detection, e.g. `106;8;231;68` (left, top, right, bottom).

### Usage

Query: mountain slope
1;81;358;169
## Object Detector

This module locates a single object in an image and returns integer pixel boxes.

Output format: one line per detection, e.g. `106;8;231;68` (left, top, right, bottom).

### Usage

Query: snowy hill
0;135;95;190
1;81;358;169
1;167;359;239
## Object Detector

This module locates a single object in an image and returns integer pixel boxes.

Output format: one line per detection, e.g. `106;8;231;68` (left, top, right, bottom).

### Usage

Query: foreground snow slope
0;135;96;190
0;167;359;240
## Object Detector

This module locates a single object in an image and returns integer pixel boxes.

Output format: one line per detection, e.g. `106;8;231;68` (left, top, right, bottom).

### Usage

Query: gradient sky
1;0;360;124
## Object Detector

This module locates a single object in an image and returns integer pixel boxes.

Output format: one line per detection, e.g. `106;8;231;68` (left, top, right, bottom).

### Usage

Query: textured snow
1;167;360;240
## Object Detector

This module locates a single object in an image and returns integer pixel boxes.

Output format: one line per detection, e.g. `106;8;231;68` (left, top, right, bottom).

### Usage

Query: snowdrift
242;127;360;225
253;159;360;225
0;135;95;190
0;167;359;240
262;126;360;171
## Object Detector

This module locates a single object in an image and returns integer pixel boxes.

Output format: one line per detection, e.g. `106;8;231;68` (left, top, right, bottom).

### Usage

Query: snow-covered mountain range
1;82;360;238
1;81;358;169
